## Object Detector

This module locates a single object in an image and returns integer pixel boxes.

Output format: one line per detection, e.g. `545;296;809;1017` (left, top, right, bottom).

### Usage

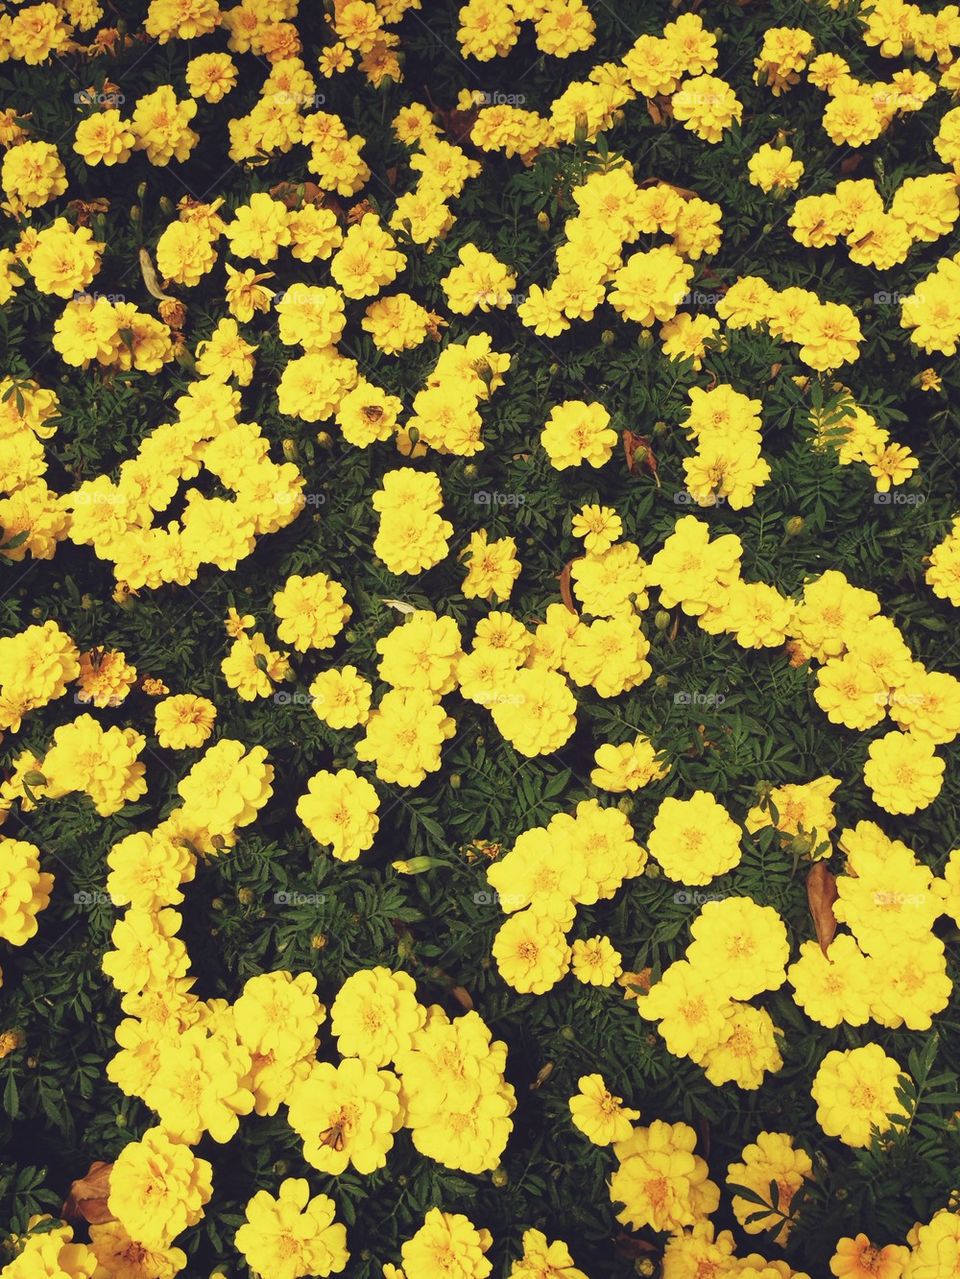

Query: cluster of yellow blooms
809;388;919;494
790;173;959;270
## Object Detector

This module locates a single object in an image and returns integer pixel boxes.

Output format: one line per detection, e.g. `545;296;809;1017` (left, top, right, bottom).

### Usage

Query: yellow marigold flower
356;687;457;786
461;529;521;602
27;219;103;298
1;1219;96;1279
788;934;872;1028
637;959;731;1060
541;399;616;470
830;1234;908;1279
822;90;884;147
748;142;804;192
221;631;291;701
489;667;577;756
608;245;693;327
401;1209;492;1279
235;1179;349;1279
73;108;135;166
377;611;462;696
590;734;669;793
492;908;571;994
0;837;54;947
509;1230;588;1279
225;191;292;261
331;966;424;1065
863;730;945;815
131;84;199;165
309;665;372;729
1;139;66;210
811;1043;909;1148
88;1222;185;1279
647;790;743;886
571;503;621;553
727;1131;814;1244
571;935;622;986
76;647;137;708
107;1127;213;1250
287;1056;403;1175
672;74;743;143
610;1118;719;1234
902;1209;960;1279
106;830;194;911
154;693;216;749
185;52;238;102
698;1001;783;1090
296;767;379;861
441;244;517;314
569;1073;639;1145
686;896;788;999
273;571;351;652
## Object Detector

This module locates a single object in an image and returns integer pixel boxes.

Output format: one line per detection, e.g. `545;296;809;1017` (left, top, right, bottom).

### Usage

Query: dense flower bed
1;0;960;1276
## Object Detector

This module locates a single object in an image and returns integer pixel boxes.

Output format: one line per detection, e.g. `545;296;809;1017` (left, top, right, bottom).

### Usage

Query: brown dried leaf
138;247;176;302
62;1161;115;1226
645;98;662;126
613;1233;658;1259
807;862;839;955
557;561;578;615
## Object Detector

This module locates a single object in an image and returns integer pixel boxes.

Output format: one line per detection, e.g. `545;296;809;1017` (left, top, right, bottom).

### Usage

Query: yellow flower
235;1179;349;1279
646;790;743;886
569;1073;639;1145
296;768;379;861
401;1209;492;1279
154;694;217;749
287;1056;403;1175
107;1127;213;1250
727;1131;814;1244
810;1044;909;1148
